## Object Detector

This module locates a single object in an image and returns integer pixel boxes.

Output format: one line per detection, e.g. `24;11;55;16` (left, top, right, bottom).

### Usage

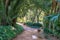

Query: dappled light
0;0;60;40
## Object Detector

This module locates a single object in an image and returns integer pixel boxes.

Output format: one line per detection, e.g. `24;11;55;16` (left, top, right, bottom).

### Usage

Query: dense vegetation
44;14;60;37
0;0;24;40
0;0;60;40
0;24;24;40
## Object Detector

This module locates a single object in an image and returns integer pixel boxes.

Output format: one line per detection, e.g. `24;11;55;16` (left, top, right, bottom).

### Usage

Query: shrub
0;24;24;40
25;22;42;28
33;23;42;27
44;28;53;34
24;22;33;26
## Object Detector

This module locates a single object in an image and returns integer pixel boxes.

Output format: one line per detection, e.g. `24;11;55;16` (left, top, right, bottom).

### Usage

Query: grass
0;24;24;40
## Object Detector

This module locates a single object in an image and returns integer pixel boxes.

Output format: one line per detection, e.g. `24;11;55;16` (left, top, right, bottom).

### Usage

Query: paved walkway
13;23;46;40
13;23;60;40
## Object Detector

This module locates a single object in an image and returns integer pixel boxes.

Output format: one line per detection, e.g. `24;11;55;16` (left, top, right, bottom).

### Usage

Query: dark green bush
25;22;33;26
33;23;42;27
44;28;53;34
25;22;42;28
0;24;24;40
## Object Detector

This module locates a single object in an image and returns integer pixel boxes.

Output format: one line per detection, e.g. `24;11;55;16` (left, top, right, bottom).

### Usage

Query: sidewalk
13;23;46;40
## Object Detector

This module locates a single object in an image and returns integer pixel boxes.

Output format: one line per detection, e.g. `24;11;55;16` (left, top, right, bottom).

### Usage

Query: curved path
13;23;46;40
13;23;59;40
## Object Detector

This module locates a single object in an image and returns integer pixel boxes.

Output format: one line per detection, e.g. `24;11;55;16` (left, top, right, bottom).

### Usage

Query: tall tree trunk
51;0;57;13
5;0;9;16
35;8;38;23
1;0;10;25
57;2;60;13
36;9;41;23
5;0;10;25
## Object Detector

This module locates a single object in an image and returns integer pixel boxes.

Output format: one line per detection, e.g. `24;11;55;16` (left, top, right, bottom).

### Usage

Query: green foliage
32;0;52;12
0;25;24;40
25;22;42;28
14;24;24;34
0;0;52;25
33;23;42;27
43;15;54;27
0;0;27;25
44;14;60;37
44;28;53;34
